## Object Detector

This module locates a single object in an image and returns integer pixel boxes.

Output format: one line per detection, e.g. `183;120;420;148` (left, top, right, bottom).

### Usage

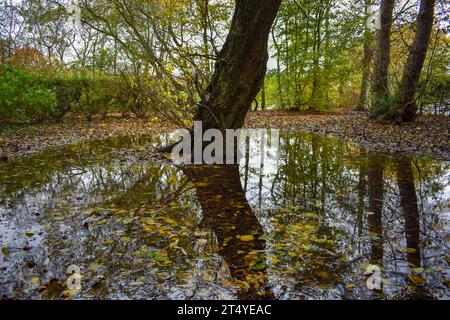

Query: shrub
0;64;56;123
0;64;159;124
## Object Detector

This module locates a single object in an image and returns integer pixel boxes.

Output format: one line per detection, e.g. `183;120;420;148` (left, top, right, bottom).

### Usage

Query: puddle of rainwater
0;131;448;300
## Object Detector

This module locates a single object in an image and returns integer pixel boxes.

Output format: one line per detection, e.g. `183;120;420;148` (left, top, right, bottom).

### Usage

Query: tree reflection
367;152;385;265
1;131;449;300
395;156;431;299
182;164;273;300
395;156;422;268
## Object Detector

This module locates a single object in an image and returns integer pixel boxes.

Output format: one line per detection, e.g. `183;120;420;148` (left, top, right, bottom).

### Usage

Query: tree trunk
356;0;375;112
195;0;282;131
388;0;436;122
272;26;285;108
261;81;266;111
370;0;394;117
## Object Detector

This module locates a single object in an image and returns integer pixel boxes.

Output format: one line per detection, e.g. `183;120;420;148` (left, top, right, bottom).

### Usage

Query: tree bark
388;0;436;122
261;81;266;111
370;0;394;117
195;0;282;131
272;26;285;108
356;0;375;112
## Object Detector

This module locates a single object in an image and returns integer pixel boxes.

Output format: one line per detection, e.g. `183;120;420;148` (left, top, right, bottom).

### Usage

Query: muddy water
0;131;448;300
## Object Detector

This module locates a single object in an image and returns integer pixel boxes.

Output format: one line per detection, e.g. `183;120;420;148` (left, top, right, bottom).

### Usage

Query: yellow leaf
397;247;417;253
408;275;424;285
237;235;254;242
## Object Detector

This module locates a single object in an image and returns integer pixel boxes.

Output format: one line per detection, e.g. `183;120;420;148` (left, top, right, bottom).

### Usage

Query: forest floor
0;110;449;161
247;110;450;161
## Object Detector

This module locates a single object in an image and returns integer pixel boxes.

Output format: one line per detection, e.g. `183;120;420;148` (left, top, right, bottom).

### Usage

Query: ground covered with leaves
0;116;176;161
1;111;449;161
247;111;450;161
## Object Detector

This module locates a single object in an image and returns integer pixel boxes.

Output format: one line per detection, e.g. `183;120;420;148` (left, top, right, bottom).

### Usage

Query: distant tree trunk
198;0;211;79
253;98;259;111
261;82;266;111
272;26;285;108
387;0;436;122
356;0;375;112
309;2;324;110
195;0;282;131
370;0;394;117
283;16;292;108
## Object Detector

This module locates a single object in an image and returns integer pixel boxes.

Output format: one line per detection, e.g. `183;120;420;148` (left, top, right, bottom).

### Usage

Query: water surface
0;132;448;300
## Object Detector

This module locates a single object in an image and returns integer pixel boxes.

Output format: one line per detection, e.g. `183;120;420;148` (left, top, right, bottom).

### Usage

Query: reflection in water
0;132;449;300
395;157;422;269
367;153;385;267
183;165;272;299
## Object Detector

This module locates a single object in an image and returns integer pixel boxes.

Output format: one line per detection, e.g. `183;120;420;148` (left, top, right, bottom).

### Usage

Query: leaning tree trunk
370;0;394;117
195;0;282;131
387;0;436;123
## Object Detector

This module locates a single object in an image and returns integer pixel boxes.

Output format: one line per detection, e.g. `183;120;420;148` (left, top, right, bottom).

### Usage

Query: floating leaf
89;262;105;272
397;247;417;254
408;275;424;285
237;235;254;242
412;267;425;273
1;247;9;256
148;250;171;264
251;258;267;271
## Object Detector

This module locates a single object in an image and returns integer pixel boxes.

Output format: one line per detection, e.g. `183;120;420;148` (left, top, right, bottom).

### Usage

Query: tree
195;0;282;131
387;0;436;122
271;0;361;111
356;0;375;111
370;0;395;117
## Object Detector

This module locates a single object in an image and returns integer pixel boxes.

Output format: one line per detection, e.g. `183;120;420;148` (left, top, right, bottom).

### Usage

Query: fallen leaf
1;247;9;256
237;235;254;242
